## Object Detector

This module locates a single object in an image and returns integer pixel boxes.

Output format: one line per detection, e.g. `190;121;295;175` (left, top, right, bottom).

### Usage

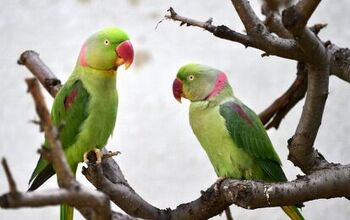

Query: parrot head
78;27;134;71
172;64;229;102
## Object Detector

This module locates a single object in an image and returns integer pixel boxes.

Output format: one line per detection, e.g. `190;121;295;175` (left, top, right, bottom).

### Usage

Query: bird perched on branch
28;27;134;220
172;64;304;220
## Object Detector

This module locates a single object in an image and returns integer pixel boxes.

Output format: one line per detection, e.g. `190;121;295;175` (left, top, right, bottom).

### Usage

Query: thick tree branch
282;1;330;173
329;45;350;82
1;188;107;210
0;156;112;220
230;0;262;34
84;157;350;219
261;0;293;38
83;159;162;219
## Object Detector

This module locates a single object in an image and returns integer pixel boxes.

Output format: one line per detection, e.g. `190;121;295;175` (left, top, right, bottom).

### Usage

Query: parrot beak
116;40;134;70
172;78;184;103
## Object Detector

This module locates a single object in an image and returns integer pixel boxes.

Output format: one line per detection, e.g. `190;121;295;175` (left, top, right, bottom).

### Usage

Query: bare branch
281;2;330;173
1;158;18;193
230;0;262;34
224;207;234;220
83;157;161;219
329;45;350;83
19;51;61;97
165;7;302;60
296;0;321;27
25;78;76;188
84;158;350;219
0;188;106;209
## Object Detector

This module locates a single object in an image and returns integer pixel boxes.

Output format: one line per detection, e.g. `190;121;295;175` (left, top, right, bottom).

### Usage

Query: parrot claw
83;152;89;164
94;149;103;164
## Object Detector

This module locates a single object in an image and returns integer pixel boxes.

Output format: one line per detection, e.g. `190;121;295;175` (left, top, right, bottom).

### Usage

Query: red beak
116;40;134;70
172;78;184;103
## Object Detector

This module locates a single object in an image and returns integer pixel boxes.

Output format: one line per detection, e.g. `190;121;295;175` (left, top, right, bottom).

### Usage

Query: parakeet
28;27;134;220
172;64;304;220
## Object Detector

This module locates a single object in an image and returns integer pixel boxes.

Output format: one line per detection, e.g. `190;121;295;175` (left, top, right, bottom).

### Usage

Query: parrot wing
28;79;90;191
219;100;287;182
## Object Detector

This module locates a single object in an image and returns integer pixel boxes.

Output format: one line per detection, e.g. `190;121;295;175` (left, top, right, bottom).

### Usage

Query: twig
1;158;18;193
225;207;234;220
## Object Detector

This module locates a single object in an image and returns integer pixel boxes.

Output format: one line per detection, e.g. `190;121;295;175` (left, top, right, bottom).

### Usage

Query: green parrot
28;27;134;220
172;64;304;220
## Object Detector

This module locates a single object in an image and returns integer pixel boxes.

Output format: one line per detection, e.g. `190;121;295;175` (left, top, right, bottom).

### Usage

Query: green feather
219;100;287;182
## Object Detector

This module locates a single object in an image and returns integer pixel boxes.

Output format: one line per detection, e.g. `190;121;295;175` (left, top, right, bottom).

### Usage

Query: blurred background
1;0;349;219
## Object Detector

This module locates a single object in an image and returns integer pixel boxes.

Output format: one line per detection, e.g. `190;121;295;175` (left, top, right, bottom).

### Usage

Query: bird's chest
84;91;118;146
189;102;254;178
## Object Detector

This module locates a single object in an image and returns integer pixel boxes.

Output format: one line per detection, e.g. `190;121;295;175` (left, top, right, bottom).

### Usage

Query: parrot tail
281;206;305;220
60;203;73;220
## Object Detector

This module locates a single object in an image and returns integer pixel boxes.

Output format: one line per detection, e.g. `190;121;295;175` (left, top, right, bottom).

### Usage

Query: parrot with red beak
28;27;134;220
172;64;304;220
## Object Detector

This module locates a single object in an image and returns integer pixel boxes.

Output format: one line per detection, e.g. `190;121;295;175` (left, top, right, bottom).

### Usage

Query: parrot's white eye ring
104;39;110;45
188;75;195;81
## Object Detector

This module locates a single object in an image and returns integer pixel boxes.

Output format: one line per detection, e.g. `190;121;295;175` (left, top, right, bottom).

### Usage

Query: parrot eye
188;75;195;81
104;39;110;46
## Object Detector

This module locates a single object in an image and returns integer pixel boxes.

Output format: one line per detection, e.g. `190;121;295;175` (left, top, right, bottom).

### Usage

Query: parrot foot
83;149;103;164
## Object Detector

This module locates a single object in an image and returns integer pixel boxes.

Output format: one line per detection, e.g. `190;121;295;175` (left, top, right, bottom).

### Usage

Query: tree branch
0;156;113;220
19;50;61;97
1;159;18;194
165;7;302;60
84;157;350;219
282;1;330;173
25;78;76;189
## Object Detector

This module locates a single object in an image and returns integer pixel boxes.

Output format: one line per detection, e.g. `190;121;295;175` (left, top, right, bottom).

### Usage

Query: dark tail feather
28;164;55;191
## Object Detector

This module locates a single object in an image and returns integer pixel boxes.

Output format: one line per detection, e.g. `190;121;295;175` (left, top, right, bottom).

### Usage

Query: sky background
1;0;350;219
